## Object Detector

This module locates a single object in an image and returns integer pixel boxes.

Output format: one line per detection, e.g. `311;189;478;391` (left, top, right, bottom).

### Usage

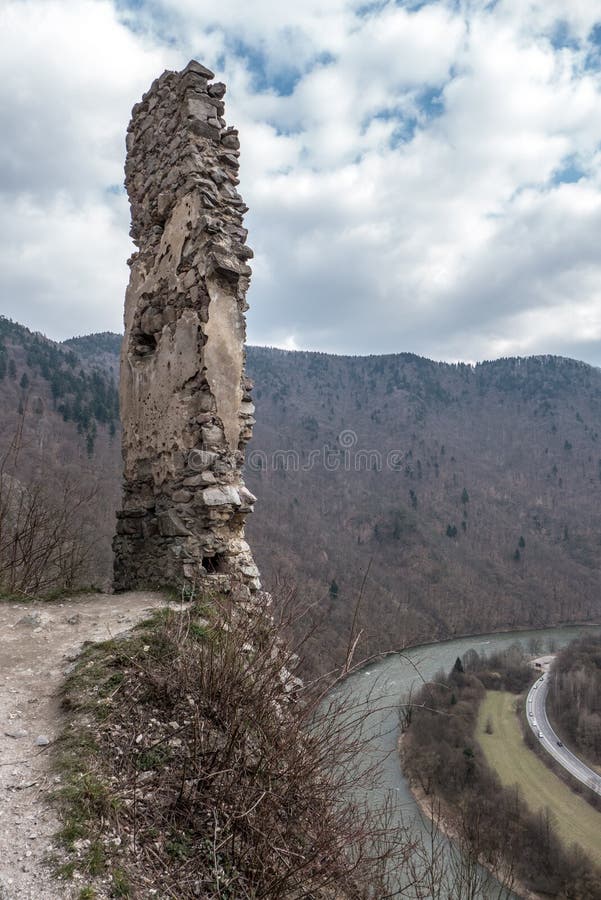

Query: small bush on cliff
54;592;411;898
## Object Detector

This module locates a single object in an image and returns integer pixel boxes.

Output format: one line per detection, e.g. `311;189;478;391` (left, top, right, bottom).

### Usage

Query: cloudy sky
2;0;601;364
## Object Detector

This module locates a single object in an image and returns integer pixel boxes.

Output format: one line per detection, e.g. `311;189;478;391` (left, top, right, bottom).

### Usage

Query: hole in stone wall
203;552;225;574
131;332;157;359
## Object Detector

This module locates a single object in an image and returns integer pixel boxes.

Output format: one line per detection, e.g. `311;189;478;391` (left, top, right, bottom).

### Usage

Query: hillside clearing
477;690;601;862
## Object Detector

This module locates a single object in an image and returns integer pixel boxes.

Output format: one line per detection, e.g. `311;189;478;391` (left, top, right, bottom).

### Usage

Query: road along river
326;623;600;897
527;673;601;796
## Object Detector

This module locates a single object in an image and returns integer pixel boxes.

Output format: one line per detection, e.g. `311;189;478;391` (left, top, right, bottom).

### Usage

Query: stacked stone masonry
113;60;260;594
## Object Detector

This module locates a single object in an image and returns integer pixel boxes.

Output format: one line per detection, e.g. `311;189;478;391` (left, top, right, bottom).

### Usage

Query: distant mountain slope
243;347;601;666
0;318;119;454
64;332;122;381
64;332;122;357
2;318;600;666
0;318;121;588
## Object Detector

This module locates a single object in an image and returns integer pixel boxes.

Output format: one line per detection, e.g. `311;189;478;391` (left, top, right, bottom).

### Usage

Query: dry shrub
0;413;98;596
58;591;415;898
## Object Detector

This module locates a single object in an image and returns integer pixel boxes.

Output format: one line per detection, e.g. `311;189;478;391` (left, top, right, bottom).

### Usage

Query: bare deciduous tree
0;408;97;596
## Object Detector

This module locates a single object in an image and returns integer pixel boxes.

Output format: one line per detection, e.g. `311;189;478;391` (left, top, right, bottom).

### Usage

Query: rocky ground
0;591;171;899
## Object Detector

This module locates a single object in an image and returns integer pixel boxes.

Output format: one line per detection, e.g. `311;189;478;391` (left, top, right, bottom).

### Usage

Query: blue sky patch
116;0;178;43
417;86;445;120
390;116;419;149
356;1;388;16
552;155;586;185
585;23;601;68
549;20;580;51
589;23;601;46
226;37;304;96
393;0;440;10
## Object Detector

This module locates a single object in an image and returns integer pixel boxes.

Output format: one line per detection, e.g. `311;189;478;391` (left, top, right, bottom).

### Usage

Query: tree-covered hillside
2;320;601;667
0;319;122;592
0;317;118;455
243;348;601;669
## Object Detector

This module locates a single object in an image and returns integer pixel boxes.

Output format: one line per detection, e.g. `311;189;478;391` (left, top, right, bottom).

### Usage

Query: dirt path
0;591;171;899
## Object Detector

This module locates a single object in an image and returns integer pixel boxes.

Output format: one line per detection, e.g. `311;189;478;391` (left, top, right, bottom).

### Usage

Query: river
326;623;601;897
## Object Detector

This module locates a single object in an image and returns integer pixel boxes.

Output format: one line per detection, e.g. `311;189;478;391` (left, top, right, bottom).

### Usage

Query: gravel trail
0;591;169;899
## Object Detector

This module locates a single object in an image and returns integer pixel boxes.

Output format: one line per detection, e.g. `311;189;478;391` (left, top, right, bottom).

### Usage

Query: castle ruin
113;61;260;594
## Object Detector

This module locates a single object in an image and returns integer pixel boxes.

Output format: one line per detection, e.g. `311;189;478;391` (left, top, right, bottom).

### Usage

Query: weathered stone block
158;510;191;537
116;517;144;536
202;486;241;507
188;119;221;141
172;489;193;503
188;448;216;468
201;424;224;447
239;487;257;508
208;82;226;99
183;60;215;80
157;191;172;218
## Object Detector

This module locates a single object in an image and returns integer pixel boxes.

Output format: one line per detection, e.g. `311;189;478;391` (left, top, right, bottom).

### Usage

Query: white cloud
1;0;601;366
0;190;129;338
0;0;172;198
0;0;177;337
500;0;600;39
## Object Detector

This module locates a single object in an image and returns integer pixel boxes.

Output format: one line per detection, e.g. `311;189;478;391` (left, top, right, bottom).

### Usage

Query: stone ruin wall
113;61;260;595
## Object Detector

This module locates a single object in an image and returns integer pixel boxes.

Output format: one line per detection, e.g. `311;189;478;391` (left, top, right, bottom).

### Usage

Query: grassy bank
477;691;601;862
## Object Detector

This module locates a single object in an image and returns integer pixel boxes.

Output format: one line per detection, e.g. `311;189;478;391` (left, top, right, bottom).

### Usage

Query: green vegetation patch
477;690;601;862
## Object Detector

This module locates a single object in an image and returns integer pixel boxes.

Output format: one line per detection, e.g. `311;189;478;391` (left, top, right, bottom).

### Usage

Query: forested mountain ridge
64;331;122;382
243;347;601;666
1;319;600;666
0;319;121;588
0;318;119;456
